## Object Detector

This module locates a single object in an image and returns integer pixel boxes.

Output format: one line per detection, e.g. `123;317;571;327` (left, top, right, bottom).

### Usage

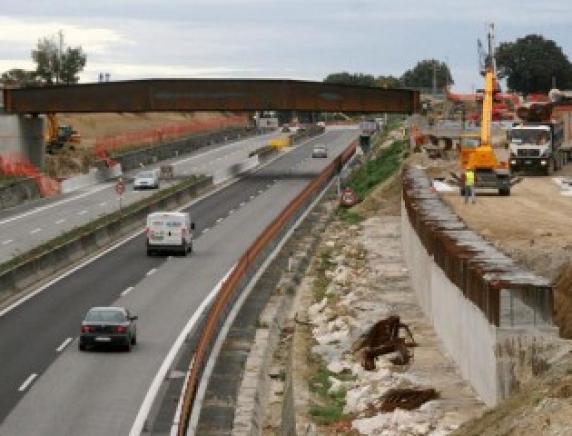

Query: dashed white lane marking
228;209;235;215
99;202;107;207
250;195;255;200
56;337;73;352
121;286;135;297
18;373;38;392
202;228;210;234
266;184;272;188
30;228;41;234
146;268;157;277
239;201;245;207
77;210;87;216
216;218;223;224
258;189;263;194
55;218;66;224
2;239;13;245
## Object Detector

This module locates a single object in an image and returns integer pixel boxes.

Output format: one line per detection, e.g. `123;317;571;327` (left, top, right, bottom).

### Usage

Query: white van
146;212;194;256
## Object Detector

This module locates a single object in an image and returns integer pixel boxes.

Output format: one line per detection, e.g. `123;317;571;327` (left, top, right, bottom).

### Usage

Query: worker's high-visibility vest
465;170;475;186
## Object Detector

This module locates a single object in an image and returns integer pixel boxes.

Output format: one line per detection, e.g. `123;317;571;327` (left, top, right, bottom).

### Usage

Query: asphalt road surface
0;128;358;436
0;130;281;264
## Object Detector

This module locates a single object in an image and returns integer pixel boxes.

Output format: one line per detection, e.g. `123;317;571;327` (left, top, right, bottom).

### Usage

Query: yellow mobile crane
459;23;511;196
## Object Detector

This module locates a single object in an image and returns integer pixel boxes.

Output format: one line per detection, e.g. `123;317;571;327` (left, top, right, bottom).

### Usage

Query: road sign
115;180;125;196
340;187;358;207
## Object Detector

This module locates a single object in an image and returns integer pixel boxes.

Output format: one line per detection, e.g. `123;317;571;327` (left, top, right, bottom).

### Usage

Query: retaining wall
401;166;560;405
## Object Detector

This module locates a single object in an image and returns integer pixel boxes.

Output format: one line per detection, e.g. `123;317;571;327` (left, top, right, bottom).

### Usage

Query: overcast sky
1;0;571;91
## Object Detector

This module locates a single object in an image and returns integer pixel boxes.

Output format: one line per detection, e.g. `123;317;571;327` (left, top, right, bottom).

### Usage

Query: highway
0;127;358;436
0;131;280;264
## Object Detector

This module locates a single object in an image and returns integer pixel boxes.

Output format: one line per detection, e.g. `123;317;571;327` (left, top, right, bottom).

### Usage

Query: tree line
2;32;86;87
324;34;572;95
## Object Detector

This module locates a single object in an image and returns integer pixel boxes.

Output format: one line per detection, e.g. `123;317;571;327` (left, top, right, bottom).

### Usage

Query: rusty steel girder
2;79;419;114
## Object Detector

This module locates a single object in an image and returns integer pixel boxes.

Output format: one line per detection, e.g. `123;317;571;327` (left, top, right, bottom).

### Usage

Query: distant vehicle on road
79;307;137;352
312;144;328;158
281;124;291;132
134;169;160;190
146;211;194;256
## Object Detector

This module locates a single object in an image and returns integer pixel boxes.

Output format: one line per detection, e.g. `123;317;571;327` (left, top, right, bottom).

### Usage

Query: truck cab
509;123;565;174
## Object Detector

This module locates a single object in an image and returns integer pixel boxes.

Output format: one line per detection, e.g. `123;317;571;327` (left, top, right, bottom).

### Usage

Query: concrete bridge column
0;113;45;169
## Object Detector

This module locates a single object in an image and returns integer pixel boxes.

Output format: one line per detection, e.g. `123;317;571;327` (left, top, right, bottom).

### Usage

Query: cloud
0;16;128;55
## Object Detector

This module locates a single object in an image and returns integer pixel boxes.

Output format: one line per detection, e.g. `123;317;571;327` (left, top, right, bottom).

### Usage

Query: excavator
458;24;512;196
45;113;81;154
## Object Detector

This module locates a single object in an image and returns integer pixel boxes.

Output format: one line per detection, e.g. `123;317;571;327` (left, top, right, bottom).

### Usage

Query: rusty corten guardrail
402;166;553;327
177;138;357;435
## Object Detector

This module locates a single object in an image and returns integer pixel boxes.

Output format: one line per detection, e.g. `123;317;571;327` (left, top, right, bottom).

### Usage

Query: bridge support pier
0;113;45;168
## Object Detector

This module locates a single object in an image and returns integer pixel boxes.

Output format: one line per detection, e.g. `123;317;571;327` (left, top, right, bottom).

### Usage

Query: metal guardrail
402;166;553;327
176;139;357;435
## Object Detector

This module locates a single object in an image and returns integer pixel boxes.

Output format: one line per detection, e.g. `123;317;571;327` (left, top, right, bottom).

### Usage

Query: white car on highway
134;169;160;190
146;211;194;256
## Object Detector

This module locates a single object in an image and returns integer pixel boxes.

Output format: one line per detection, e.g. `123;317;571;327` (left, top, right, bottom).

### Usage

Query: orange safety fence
0;153;60;197
94;114;248;155
177;138;358;435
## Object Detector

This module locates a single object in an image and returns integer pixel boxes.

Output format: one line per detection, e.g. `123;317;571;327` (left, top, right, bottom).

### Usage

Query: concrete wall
401;201;563;405
0;114;44;168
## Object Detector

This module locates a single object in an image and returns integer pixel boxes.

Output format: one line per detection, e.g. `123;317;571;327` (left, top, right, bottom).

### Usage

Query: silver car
134;170;160;190
312;144;328;158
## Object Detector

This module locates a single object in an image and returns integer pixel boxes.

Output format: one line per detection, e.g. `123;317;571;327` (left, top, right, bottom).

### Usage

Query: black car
79;306;137;352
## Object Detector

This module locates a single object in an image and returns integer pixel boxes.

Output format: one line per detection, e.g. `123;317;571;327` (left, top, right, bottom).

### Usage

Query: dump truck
509;94;572;175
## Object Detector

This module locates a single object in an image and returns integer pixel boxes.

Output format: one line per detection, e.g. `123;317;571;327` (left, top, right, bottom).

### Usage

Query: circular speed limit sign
115;180;125;195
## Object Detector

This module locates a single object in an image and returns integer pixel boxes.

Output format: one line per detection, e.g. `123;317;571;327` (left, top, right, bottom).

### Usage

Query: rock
344;385;372;414
327;360;346;374
308;298;327;318
328;376;351;395
333;267;350;285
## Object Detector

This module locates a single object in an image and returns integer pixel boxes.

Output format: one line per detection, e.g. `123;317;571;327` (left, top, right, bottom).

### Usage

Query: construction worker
464;168;476;204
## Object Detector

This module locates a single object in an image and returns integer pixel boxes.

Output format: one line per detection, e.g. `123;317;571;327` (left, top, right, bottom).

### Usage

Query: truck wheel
459;187;466;196
546;159;555;176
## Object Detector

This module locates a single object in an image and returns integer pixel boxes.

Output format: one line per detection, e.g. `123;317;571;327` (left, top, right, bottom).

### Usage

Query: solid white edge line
128;266;235;436
18;373;38;392
202;228;210;234
0;183;112;227
77;210;87;215
146;268;157;277
121;286;135;297
55;219;66;224
2;239;13;245
30;228;41;234
170;364;192;434
56;337;73;353
187;172;340;434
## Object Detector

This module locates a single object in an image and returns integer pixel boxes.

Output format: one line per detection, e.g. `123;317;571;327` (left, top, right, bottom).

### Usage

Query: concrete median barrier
0;176;213;305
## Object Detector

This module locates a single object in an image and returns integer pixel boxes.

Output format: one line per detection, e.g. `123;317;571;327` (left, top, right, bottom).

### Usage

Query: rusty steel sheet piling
402;167;553;328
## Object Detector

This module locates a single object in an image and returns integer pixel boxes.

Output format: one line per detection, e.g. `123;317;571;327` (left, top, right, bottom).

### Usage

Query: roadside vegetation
347;139;407;201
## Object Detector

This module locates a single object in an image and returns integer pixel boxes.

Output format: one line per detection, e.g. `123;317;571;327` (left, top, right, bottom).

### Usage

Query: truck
508;98;572;175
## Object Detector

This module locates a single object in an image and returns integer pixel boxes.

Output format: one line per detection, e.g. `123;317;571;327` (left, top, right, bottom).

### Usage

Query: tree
323;72;378;87
31;32;86;85
400;59;453;89
0;68;40;87
495;34;572;94
377;75;402;88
